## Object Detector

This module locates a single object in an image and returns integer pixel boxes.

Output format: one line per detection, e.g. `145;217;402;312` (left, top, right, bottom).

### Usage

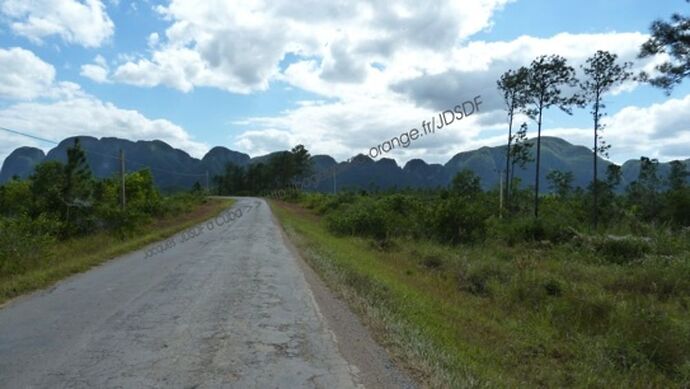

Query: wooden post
120;149;126;210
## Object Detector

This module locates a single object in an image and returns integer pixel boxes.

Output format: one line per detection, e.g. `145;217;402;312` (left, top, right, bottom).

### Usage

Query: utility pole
333;167;337;195
205;170;209;193
119;149;126;210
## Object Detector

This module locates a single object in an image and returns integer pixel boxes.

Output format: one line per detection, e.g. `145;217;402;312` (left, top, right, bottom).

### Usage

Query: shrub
0;214;59;275
502;272;565;309
549;292;614;335
311;192;357;215
592;236;652;264
456;259;508;297
426;195;490;244
324;197;393;242
607;299;690;374
489;216;577;245
606;258;690;300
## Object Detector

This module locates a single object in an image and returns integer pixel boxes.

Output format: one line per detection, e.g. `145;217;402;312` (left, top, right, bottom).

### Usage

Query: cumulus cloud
147;32;159;48
391;32;651;112
0;46;84;101
0;0;114;47
0;96;208;159
230;93;488;164
80;55;110;83
601;94;690;161
0;50;208;164
228;31;669;165
0;47;56;100
112;0;512;93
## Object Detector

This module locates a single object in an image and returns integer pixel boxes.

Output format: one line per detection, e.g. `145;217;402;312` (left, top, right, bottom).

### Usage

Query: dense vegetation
0;138;208;284
273;166;690;386
211;145;312;195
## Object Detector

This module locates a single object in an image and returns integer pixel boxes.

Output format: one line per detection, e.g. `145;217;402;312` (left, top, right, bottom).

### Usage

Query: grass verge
270;200;690;388
0;197;234;305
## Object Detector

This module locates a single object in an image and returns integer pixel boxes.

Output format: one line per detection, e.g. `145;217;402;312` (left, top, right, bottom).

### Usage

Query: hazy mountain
201;147;251;175
2;137;222;190
0;147;45;182
1;135;688;192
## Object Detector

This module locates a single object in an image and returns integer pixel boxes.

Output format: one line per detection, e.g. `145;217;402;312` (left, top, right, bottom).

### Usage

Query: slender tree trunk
534;105;543;218
505;107;514;211
593;94;600;229
510;161;516;190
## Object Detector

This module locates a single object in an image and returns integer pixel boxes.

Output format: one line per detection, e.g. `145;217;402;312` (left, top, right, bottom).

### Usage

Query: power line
0;126;207;178
0;126;59;144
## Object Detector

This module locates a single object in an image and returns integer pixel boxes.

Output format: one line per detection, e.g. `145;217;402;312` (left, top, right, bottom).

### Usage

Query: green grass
271;201;690;388
0;197;234;305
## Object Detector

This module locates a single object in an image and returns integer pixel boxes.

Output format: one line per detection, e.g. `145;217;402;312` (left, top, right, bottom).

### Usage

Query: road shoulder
270;200;417;389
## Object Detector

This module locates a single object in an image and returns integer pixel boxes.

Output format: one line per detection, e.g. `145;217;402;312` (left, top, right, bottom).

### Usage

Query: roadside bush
0;214;59;275
502;271;566;309
324;197;393;241
592;235;652;264
301;192;329;210
456;259;509;297
409;244;452;270
426;195;490;244
605;258;690;300
489;216;577;245
309;191;358;215
97;206;149;238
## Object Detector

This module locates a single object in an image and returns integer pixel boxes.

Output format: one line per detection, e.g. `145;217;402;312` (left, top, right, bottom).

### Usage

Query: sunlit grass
271;200;690;388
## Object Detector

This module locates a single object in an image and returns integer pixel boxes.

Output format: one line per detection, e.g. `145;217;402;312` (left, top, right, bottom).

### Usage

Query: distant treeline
0;139;206;275
211;145;312;195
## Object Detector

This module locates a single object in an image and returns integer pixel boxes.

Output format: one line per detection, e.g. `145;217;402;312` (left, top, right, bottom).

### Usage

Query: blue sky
1;0;689;166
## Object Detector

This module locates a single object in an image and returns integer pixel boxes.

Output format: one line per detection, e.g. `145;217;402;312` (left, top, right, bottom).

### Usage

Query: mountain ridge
1;136;688;192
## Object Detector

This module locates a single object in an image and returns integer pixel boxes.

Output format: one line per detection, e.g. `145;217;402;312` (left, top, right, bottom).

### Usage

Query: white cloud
0;94;209;163
0;47;56;100
0;0;114;47
0;48;208;164
112;0;513;93
147;32;159;48
600;94;690;161
228;31;667;165
80;55;110;83
231;94;485;164
516;94;690;164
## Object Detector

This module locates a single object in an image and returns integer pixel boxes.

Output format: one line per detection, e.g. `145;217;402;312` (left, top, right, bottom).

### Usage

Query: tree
596;164;624;225
580;50;632;227
605;164;622;191
63;139;92;202
0;179;31;217
639;2;690;92
451;170;481;198
269;152;296;189
290;144;312;179
62;138;93;235
525;55;579;218
497;67;529;207
546;170;574;198
627;157;661;221
509;122;534;191
665;160;690;226
668;160;689;191
30;161;66;218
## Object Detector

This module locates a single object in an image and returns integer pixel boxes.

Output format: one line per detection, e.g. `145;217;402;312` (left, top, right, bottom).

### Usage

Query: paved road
0;198;410;388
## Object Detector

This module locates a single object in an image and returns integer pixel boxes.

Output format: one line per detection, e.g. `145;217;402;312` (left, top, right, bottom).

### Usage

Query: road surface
0;198;413;388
